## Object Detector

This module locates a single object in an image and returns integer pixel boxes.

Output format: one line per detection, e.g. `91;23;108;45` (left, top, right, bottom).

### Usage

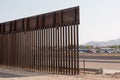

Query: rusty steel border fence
0;6;80;75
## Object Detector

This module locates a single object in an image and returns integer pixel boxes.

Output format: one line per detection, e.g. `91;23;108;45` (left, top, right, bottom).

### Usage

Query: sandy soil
80;61;120;70
0;74;119;80
0;68;120;80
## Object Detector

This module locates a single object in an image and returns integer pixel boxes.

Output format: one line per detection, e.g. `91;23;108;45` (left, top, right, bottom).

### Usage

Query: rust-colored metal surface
0;6;80;75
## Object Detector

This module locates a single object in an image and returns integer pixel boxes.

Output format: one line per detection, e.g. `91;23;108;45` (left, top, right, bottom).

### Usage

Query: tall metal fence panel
0;6;80;75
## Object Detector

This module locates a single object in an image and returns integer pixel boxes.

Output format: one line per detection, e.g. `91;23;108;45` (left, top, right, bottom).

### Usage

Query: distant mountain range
84;38;120;47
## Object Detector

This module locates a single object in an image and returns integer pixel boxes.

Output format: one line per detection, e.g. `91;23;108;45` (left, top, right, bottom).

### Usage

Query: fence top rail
0;6;79;34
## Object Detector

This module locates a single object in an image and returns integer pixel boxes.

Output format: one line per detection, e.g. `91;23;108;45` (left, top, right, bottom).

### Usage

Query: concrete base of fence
80;68;103;74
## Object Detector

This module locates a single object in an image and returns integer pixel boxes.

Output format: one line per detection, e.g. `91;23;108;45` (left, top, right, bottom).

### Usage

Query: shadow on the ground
0;72;24;78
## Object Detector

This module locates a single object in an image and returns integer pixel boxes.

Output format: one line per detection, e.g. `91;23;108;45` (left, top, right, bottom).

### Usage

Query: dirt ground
80;61;120;70
0;68;120;80
0;74;119;80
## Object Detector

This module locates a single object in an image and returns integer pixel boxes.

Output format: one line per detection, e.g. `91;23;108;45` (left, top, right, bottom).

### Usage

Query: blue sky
0;0;120;44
